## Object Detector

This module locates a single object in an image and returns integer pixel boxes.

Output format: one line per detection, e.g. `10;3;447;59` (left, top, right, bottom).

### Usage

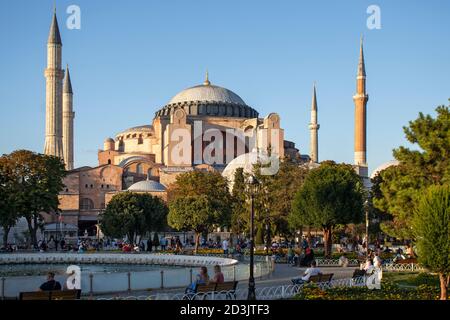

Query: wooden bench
396;258;418;264
185;281;238;300
292;273;334;286
19;290;81;301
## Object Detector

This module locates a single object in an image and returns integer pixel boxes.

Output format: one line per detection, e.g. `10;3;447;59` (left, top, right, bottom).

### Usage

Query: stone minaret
63;65;74;170
44;11;64;160
353;37;369;175
309;83;320;163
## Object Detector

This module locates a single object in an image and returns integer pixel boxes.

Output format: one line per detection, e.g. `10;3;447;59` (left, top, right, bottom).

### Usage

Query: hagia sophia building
39;12;370;237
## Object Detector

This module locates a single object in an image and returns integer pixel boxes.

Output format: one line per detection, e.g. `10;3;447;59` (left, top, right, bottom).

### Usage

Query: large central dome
154;74;258;119
168;84;246;105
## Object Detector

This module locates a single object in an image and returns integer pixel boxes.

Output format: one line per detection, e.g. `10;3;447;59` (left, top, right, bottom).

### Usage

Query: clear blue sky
1;0;449;174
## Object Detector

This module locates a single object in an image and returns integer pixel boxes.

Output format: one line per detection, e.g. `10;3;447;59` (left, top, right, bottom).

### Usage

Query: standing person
222;238;229;256
175;237;183;254
160;237;167;251
287;246;294;265
147;238;152;252
39;272;62;291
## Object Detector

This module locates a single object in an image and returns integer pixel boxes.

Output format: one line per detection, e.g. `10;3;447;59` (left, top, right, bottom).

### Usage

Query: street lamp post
247;175;258;301
365;199;369;258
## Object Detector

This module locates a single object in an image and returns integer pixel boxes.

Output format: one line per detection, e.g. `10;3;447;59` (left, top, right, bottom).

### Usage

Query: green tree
290;161;365;257
373;104;450;239
100;192;167;244
0;156;20;246
4;150;66;248
230;168;248;235
264;159;309;239
168;170;232;229
168;195;220;253
412;185;450;300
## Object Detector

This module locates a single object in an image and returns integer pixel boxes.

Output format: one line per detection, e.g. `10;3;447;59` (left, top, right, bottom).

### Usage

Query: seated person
185;266;209;293
405;244;416;259
39;272;62;291
292;260;321;285
363;258;375;275
209;265;224;284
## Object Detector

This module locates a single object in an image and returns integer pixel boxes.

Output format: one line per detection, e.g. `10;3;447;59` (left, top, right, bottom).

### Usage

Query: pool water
0;263;183;277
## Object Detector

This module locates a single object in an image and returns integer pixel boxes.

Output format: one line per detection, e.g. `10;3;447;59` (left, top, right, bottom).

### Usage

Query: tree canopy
0;150;66;248
0;156;20;246
167;170;232;252
290;161;365;257
373;104;450;239
100;192;167;244
413;184;450;300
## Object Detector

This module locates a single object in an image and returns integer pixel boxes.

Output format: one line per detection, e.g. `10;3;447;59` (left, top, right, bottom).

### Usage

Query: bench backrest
51;290;81;300
214;281;237;292
308;275;322;283
308;273;333;283
196;283;217;293
320;273;334;282
20;290;81;301
20;291;50;301
396;258;417;264
352;269;366;278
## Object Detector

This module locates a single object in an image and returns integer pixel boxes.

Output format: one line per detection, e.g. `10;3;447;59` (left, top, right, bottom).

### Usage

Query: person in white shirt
292;260;322;284
222;239;229;255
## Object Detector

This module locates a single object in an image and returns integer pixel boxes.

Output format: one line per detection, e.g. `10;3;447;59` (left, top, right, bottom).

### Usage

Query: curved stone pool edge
0;253;239;267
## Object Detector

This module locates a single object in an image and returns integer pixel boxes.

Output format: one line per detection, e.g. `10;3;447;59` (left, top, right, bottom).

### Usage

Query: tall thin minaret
309;83;320;163
353;37;369;174
63;65;74;170
44;10;64;160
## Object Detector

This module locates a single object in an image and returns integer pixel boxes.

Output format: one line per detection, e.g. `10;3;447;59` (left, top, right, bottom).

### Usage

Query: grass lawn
294;272;441;300
382;272;440;288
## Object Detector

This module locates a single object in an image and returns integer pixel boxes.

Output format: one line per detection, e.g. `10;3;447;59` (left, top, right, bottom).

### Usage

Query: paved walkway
92;264;355;299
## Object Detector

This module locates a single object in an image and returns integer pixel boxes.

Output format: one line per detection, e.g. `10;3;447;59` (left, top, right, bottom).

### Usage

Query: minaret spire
358;36;366;78
309;82;320;163
48;10;62;44
44;10;64;160
203;70;210;86
353;37;369;176
63;64;75;170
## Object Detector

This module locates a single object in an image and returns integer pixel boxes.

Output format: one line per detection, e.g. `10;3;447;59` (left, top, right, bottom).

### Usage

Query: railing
0;254;272;299
96;276;367;300
382;263;425;272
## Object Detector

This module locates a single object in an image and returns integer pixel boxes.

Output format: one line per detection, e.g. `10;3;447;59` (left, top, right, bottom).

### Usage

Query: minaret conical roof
311;83;318;112
63;65;73;94
358;37;366;77
48;12;62;44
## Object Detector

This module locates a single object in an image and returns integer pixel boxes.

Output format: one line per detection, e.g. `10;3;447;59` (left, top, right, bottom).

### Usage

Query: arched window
118;140;124;152
107;159;111;165
138;135;143;144
80;198;94;210
136;163;143;175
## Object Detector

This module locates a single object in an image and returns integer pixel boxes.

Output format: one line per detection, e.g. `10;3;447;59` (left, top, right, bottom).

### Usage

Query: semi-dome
222;149;278;190
118;125;153;134
370;160;400;179
128;180;166;192
154;75;258;119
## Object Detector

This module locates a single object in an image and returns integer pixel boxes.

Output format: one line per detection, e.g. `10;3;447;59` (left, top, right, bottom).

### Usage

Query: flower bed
294;281;440;300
